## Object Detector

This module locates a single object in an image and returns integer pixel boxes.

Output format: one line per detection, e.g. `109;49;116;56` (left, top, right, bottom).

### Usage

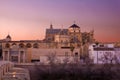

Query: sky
0;0;120;42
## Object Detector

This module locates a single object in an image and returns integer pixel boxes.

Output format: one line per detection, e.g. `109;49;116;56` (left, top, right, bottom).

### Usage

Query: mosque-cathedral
0;23;95;63
45;23;95;46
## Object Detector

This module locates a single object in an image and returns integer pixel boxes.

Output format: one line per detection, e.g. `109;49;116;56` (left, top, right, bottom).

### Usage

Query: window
26;43;32;48
20;51;24;62
12;43;16;45
20;51;24;54
5;43;10;48
33;43;39;48
11;56;18;62
5;51;8;54
75;52;78;56
100;45;104;47
93;45;96;47
4;51;8;60
19;43;25;48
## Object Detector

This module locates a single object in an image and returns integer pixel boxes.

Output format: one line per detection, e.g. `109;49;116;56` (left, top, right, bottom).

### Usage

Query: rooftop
46;29;68;35
69;24;80;28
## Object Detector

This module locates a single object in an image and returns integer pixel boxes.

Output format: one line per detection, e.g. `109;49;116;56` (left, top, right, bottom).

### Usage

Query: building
2;40;41;63
45;24;95;47
1;40;80;63
89;43;120;64
1;23;95;63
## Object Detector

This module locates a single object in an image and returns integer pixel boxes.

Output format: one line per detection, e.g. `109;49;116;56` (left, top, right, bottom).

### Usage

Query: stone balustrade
0;61;30;80
0;61;14;80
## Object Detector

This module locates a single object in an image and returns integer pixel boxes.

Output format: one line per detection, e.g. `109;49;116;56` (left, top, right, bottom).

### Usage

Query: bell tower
68;23;82;47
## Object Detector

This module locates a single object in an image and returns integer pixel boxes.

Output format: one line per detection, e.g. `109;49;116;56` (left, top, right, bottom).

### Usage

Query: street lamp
12;72;16;77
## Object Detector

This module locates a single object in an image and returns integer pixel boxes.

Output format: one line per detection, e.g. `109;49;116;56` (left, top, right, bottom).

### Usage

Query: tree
62;54;70;68
100;52;118;64
70;44;75;56
63;54;69;64
80;43;89;63
46;52;57;65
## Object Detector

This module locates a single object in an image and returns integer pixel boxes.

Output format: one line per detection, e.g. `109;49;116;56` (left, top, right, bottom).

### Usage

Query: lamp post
12;72;16;78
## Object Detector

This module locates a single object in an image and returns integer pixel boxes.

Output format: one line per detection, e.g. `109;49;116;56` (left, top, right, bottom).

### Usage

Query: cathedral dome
69;24;80;28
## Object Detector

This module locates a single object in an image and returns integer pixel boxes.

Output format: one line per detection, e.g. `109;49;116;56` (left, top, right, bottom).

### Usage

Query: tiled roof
69;24;80;28
59;29;68;35
46;29;68;34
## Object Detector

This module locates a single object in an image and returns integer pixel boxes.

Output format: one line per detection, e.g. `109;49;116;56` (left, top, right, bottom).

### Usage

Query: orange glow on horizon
0;0;120;42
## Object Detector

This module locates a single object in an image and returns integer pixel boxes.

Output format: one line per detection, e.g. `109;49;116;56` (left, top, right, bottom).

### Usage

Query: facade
2;41;40;63
89;43;120;64
1;41;80;63
1;24;120;64
45;24;95;47
1;23;95;63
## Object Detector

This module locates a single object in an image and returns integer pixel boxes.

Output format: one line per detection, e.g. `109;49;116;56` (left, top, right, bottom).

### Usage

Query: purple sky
0;0;120;42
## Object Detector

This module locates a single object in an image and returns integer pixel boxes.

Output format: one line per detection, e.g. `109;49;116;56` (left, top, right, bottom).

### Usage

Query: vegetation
33;63;120;80
70;44;75;56
16;51;120;80
17;46;120;80
32;53;120;80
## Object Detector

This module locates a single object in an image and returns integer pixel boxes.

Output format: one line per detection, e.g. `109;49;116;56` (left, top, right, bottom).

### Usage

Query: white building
89;43;120;64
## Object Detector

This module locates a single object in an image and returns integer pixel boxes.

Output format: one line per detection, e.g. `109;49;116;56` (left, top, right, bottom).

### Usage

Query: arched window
19;43;25;48
5;43;10;48
12;43;16;45
26;43;32;48
33;43;39;48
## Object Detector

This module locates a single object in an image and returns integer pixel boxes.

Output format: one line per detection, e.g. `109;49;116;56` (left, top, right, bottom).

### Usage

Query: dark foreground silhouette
15;64;120;80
